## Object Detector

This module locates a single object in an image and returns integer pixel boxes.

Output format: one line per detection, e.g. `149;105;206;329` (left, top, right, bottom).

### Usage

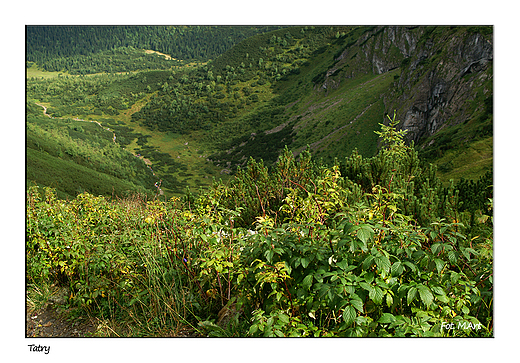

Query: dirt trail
26;303;97;337
35;103;117;143
26;286;97;337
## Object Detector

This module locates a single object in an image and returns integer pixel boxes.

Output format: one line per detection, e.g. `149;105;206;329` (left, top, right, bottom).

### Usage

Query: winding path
35;103;117;143
34;102;163;196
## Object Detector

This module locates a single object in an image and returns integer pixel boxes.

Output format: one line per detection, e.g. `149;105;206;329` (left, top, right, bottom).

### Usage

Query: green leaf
417;284;434;308
345;285;355;295
431;243;442;255
273;247;284;256
391;261;404;276
436;293;449;304
266;316;274;329
350;299;364;313
265;249;274;263
278;313;290;325
407;286;418;305
370;286;384;305
336;259;348;270
301;257;309;268
302;274;313;290
448;250;457;264
434;259;445;274
342;305;356;326
319;284;330;298
359;281;373;293
375;255;391;275
274;330;285;337
343;222;354;235
337;238;349;249
450;272;460;284
431;286;445;296
403;261;417;273
364;271;374;283
362;255;374;270
249;324;258;335
461;247;476;261
378;313;396;324
357;224;374;244
386;293;394;308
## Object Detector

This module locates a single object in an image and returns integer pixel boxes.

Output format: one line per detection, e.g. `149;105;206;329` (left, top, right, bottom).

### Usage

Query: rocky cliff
318;26;493;146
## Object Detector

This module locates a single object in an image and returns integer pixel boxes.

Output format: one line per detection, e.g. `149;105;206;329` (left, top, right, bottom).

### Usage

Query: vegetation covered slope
26;120;493;337
26;26;284;74
128;25;493;180
26;69;227;198
26;25;492;199
25;24;494;339
26;100;157;199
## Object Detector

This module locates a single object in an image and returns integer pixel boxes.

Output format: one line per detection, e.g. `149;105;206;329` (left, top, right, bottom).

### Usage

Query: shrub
26;114;493;337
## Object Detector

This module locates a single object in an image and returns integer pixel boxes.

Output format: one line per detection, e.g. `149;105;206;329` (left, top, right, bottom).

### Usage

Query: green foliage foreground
26;115;493;337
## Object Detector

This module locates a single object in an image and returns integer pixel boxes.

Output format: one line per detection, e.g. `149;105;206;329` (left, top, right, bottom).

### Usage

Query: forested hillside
26;26;283;74
26;25;493;338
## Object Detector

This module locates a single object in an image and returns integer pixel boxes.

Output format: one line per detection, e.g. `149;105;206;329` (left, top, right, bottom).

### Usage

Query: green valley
26;25;493;338
27;25;493;198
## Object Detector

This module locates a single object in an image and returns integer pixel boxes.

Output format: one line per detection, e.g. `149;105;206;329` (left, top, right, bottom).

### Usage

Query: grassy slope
433;137;493;183
26;100;157;199
27;64;67;79
204;29;401;170
26;148;151;200
109;94;230;196
286;70;400;162
27;66;229;198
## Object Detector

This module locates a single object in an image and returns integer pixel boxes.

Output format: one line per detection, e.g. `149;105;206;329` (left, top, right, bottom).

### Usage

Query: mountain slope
26;26;284;73
26;26;493;199
196;26;493;179
26;101;157;199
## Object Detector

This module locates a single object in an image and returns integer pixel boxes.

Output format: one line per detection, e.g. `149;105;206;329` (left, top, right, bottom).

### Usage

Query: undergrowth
26;114;493;337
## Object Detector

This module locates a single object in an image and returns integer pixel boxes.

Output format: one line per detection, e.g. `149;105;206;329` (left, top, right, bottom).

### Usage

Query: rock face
395;29;493;144
320;26;493;145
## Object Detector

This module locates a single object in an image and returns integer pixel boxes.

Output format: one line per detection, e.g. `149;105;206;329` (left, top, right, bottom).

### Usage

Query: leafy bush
26;116;493;337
